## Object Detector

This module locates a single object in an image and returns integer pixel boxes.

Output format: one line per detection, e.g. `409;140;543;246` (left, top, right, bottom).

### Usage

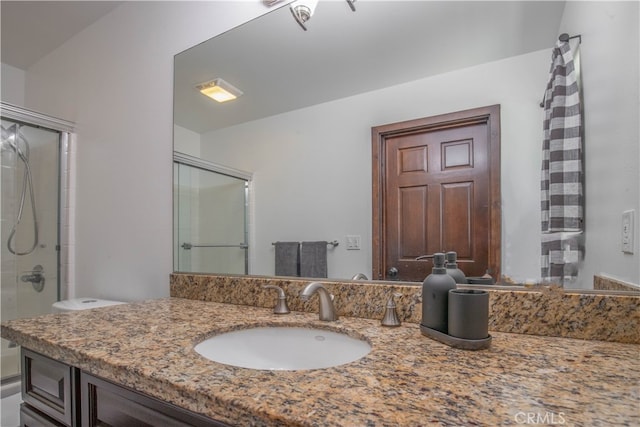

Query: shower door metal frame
173;152;253;274
1;102;75;300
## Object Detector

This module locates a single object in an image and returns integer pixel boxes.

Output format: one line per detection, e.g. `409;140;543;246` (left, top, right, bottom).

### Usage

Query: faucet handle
381;293;402;327
262;285;290;314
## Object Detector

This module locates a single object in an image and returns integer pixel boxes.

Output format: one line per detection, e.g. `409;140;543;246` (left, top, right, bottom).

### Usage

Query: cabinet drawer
20;403;66;427
21;348;78;426
81;372;230;427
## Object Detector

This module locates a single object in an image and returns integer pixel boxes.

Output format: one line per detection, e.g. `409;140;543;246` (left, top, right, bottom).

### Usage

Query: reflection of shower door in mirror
173;155;250;274
372;106;501;282
1;117;62;382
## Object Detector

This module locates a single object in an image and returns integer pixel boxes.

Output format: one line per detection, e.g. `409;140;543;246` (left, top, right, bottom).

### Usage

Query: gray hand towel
275;242;299;277
300;241;328;278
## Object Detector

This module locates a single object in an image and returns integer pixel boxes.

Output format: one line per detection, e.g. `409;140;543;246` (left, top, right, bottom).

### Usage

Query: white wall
201;49;550;281
559;1;640;288
1;63;25;106
174;125;201;157
23;2;269;301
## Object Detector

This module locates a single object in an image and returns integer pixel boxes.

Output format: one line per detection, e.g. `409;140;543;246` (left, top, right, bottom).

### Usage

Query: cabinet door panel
81;372;230;427
21;348;77;426
20;403;67;427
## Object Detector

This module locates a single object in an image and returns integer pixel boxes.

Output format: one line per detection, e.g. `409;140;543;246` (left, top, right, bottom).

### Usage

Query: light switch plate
346;235;361;250
622;210;634;254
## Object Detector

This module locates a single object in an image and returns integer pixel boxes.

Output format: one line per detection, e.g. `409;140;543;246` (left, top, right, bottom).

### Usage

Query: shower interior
2;124;40;258
1;114;64;396
173;153;251;275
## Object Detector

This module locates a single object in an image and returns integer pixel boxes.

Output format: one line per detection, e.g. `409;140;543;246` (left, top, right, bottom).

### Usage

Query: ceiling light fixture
290;0;318;31
288;0;356;31
196;78;243;103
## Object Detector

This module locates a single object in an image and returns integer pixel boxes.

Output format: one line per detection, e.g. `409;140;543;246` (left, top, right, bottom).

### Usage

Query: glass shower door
1;118;60;381
173;158;249;274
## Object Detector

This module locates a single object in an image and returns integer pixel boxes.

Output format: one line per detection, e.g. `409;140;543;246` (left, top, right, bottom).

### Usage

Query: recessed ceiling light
196;78;243;103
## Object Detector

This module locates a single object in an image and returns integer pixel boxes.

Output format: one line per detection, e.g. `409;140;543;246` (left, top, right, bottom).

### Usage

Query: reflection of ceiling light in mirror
289;0;356;31
196;78;243;103
290;0;318;31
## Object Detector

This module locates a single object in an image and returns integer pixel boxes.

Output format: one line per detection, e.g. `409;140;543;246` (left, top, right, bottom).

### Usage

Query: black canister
421;253;456;333
448;289;489;340
445;251;467;284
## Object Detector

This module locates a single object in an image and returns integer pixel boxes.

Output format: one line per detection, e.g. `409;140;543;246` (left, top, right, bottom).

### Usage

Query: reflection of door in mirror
372;106;501;282
173;155;250;274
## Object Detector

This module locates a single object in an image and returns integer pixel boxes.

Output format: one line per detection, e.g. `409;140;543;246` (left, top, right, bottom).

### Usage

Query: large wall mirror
173;1;639;292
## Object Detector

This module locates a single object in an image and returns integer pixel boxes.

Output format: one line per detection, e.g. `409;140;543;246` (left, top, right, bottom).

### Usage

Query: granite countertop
2;298;639;426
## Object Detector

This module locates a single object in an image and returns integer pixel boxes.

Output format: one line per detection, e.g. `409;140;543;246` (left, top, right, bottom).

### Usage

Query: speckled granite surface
170;274;640;343
594;274;640;292
2;298;639;426
487;287;640;343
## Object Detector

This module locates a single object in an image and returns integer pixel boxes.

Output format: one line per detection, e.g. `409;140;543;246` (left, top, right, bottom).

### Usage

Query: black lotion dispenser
445;251;468;284
421;253;456;333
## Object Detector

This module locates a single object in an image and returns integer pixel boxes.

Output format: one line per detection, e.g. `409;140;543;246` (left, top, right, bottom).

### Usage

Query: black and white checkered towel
541;39;583;282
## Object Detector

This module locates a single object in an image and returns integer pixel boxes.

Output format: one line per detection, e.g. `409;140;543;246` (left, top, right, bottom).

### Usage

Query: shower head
1;124;18;151
1;124;29;161
3;122;39;256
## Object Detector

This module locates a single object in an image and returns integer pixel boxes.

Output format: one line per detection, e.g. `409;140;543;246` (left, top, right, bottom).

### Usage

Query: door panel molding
372;105;501;281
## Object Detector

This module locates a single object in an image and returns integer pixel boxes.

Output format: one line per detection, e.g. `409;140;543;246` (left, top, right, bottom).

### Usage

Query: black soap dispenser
421;253;456;333
445;251;467;284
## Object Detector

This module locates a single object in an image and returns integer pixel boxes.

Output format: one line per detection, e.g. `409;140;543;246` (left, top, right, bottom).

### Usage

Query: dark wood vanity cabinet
81;373;226;427
20;402;68;427
21;348;79;426
20;349;230;427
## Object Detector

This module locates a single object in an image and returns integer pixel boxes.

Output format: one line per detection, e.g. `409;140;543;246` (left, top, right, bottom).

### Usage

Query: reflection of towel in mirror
541;231;583;282
300;241;328;278
275;242;299;277
541;39;583;283
541;40;583;233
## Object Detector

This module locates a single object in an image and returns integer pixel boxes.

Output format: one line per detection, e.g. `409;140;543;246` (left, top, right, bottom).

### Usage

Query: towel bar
272;240;339;247
182;243;248;250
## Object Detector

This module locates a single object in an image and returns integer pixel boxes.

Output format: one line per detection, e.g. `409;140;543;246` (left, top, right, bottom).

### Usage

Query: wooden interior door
372;105;501;282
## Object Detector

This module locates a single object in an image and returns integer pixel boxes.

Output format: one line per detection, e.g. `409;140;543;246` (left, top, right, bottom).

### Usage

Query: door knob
387;267;398;277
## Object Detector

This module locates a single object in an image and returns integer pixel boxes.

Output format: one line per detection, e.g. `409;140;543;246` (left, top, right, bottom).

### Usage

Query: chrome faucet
351;273;369;280
300;282;338;321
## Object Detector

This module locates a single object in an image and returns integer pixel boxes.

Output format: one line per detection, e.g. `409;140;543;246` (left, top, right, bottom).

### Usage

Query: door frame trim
371;105;501;281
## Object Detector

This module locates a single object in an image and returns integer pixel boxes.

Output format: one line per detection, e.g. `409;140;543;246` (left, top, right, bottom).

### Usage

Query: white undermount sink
194;326;371;371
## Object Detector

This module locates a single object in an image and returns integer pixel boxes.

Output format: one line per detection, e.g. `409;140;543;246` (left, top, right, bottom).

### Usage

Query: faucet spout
300;281;338;321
